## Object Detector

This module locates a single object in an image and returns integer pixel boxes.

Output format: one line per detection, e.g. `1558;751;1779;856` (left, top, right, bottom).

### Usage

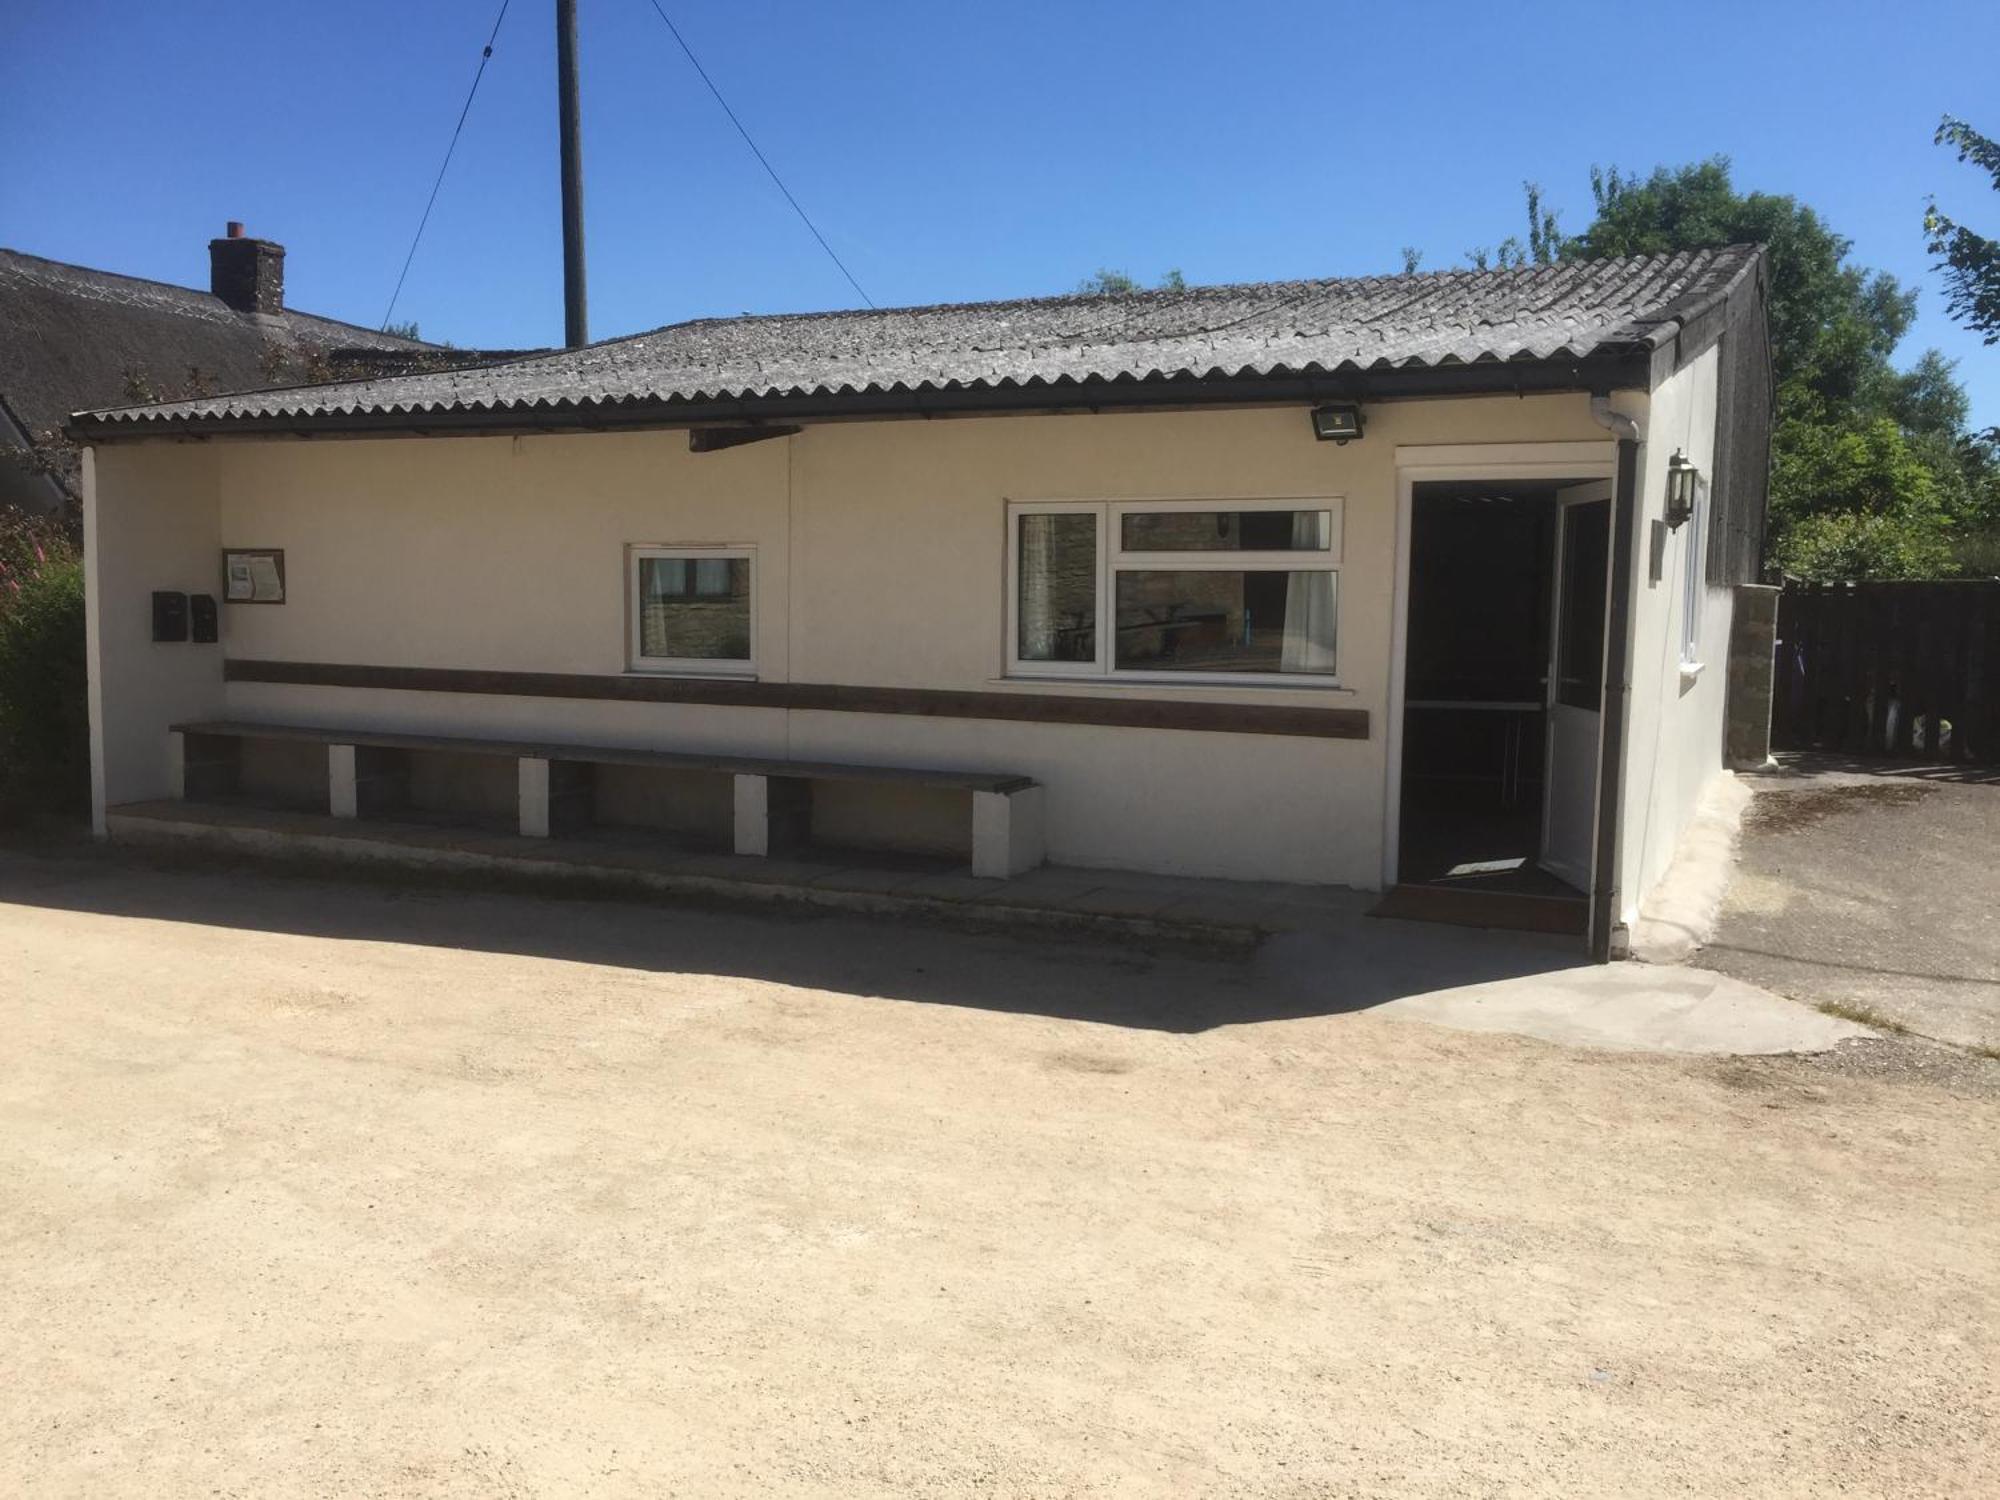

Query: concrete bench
167;720;1045;878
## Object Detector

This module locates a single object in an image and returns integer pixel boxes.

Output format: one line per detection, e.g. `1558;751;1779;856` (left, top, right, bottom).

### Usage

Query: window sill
625;664;758;681
995;672;1354;695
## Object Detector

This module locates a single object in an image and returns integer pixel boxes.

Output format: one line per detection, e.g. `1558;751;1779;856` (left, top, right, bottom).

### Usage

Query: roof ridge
0;245;231;305
649;248;1706;333
0;245;436;351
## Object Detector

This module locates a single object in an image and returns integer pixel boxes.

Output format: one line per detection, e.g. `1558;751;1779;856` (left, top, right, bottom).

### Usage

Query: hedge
0;514;88;822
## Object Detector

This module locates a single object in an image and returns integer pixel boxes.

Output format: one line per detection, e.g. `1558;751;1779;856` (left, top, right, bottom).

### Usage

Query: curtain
1279;511;1337;672
1019;515;1054;659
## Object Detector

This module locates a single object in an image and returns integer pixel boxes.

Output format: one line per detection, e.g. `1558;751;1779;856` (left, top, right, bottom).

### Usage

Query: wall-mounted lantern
1310;403;1364;444
1665;450;1700;528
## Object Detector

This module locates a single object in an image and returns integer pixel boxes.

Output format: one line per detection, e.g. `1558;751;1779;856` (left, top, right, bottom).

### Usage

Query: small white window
1679;480;1707;668
628;545;754;674
1007;498;1343;684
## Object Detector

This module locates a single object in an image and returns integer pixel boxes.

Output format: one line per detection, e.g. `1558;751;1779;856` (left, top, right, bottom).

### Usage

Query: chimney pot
209;228;284;314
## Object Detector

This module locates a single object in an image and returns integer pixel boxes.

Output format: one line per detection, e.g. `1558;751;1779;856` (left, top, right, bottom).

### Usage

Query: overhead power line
638;0;876;308
381;0;514;331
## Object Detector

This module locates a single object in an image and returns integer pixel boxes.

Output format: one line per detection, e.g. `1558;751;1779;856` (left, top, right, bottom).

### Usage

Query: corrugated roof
71;246;1761;435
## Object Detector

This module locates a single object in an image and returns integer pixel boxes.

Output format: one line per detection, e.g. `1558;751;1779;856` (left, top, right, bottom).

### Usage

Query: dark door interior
1554;498;1611;712
1398;482;1569;894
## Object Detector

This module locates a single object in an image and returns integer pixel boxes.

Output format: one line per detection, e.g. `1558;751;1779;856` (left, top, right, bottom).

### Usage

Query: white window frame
1005;496;1344;687
1003;501;1106;680
626;543;757;677
1679;479;1707;671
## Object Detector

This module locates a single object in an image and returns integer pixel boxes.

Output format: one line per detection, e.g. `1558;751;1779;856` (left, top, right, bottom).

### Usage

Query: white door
1540;481;1613;890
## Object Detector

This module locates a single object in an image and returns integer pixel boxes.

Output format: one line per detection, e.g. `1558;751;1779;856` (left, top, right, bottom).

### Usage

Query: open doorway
1388;478;1607;934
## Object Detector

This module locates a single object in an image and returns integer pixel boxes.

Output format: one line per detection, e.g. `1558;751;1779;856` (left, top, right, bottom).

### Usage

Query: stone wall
1725;584;1780;768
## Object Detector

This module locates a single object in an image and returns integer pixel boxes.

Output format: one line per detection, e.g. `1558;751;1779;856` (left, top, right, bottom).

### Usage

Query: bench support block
972;785;1045;879
329;745;359;819
733;773;812;857
330;744;409;819
520;756;593;838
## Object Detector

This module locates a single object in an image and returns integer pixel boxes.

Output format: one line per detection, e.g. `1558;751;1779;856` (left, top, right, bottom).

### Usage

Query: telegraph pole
556;0;588;347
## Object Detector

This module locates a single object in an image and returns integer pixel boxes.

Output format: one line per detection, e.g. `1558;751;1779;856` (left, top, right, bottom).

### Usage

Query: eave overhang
66;350;1656;444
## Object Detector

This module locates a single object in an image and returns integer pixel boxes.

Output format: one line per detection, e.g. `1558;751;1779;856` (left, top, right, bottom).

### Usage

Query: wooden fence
1773;580;2000;762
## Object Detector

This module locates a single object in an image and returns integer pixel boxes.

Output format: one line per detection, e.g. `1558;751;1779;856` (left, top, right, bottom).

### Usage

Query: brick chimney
208;221;284;314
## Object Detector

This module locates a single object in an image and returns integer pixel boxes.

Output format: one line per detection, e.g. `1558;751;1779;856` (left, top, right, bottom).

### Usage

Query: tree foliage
1568;160;1919;410
1925;116;2000;345
1076;267;1186;295
1466;182;1564;272
0;511;87;821
1448;157;2000;580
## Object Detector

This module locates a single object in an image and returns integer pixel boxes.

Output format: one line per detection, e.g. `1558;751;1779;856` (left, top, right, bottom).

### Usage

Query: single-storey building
71;245;1774;959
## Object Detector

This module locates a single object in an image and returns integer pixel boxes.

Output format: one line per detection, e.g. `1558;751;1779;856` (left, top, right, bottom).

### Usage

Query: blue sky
4;1;1995;423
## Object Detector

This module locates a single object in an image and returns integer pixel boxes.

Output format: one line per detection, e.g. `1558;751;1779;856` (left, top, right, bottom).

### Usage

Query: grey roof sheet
74;246;1761;431
0;248;433;441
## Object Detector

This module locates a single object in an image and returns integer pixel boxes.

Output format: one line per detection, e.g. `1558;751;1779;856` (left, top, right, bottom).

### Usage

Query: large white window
1679;479;1707;669
1007;498;1343;684
627;545;754;674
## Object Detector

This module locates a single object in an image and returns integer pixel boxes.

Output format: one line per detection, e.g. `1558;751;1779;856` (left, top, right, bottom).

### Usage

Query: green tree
1465;183;1564;271
1765;415;1955;578
1076;269;1140;295
1875;348;1970;438
1569;160;1917;408
1076;267;1187;295
1925;116;2000;345
1543;157;1990;578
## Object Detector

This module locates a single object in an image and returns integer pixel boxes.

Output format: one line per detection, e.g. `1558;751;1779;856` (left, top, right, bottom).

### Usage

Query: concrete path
1696;755;2000;1051
1255;913;1869;1056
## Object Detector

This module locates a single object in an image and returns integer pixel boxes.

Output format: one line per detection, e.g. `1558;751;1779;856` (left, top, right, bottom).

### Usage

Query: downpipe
1588;397;1644;961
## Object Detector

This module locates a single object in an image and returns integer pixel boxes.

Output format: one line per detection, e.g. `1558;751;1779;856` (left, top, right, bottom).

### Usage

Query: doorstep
102;800;1351;952
1369;881;1588;937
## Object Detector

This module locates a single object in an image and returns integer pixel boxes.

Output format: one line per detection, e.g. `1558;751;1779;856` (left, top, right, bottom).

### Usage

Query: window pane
1017;512;1097;663
693;557;732;597
1555;502;1609;710
639;556;750;661
1114;570;1336;674
1680;490;1705;663
647;557;689;597
1120;509;1331;552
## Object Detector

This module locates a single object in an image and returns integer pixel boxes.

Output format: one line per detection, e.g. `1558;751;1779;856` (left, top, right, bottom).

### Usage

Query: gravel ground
3;849;1996;1498
1697;756;2000;1050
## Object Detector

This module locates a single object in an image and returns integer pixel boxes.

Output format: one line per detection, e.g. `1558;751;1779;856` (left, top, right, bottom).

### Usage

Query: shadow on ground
0;840;1592;1035
1761;750;2000;786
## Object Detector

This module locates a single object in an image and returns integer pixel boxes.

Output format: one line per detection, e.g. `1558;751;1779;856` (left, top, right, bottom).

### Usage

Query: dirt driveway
1698;756;2000;1050
3;848;1996;1498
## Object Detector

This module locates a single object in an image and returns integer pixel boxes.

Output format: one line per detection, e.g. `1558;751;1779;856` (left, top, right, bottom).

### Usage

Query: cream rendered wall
1613;345;1733;925
99;393;1613;885
212;431;793;678
84;443;225;831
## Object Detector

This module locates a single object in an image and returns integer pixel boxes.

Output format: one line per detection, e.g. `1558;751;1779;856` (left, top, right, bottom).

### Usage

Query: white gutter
1589;394;1644;442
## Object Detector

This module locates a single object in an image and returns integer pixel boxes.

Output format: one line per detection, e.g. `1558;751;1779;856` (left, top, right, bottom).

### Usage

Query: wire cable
381;0;514;331
639;0;875;307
